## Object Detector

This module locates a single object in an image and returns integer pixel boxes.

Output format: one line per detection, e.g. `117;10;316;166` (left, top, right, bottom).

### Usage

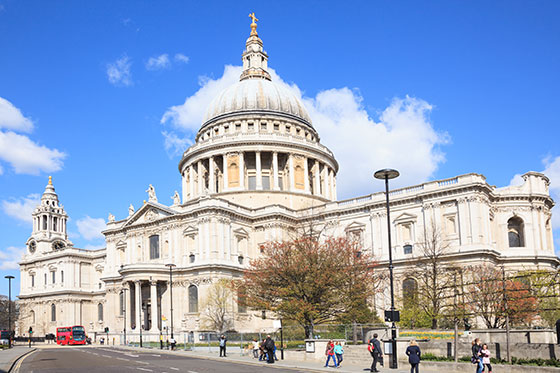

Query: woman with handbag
471;338;483;373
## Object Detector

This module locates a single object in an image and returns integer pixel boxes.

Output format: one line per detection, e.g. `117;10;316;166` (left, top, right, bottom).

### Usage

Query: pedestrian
471;338;483;373
252;338;260;358
480;344;492;373
405;339;421;373
259;339;267;361
265;335;275;364
324;339;338;368
219;334;227;357
334;341;344;367
368;333;382;372
169;336;176;351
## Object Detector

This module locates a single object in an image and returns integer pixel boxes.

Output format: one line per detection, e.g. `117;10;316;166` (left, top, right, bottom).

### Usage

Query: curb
7;348;36;373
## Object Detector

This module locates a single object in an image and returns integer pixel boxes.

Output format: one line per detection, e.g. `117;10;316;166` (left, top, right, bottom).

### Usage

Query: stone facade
18;21;558;340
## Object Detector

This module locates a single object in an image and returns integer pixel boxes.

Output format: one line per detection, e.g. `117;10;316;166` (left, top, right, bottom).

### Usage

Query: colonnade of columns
183;151;336;201
124;280;166;333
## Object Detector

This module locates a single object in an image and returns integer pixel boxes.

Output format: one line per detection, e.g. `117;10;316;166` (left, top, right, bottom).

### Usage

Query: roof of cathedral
202;15;312;127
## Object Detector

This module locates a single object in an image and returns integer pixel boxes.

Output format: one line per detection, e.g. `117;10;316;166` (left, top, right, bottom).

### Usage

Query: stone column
321;165;328;198
272;152;279;191
303;156;310;193
256;151;262;190
209;156;215;194
150;281;158;332
197;161;203;195
314;160;320;196
329;168;335;200
288;154;295;191
189;165;195;198
134;281;141;330
239;152;245;189
125;282;132;330
222;155;228;192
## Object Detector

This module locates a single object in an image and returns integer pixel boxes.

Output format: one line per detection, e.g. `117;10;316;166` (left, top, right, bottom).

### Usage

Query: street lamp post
122;287;128;345
165;264;176;340
374;168;400;369
5;276;14;349
140;303;144;348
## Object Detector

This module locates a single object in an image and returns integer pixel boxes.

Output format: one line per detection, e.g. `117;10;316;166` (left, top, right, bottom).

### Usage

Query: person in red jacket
324;340;338;368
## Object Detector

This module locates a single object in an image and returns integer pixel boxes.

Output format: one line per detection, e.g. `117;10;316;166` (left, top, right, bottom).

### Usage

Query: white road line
188;370;199;373
101;354;111;358
137;368;153;372
117;357;130;362
169;368;179;371
137;361;150;365
149;354;161;357
125;354;139;357
91;352;99;356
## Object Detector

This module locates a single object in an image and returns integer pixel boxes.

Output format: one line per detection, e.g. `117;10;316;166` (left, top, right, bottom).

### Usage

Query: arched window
30;310;35;324
98;303;103;321
237;287;247;314
149;235;160;259
402;278;418;306
119;291;124;315
51;304;56;322
188;285;198;313
43;216;47;230
508;216;524;247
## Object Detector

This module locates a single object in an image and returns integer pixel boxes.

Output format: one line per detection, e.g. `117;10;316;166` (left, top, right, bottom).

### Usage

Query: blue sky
1;0;559;297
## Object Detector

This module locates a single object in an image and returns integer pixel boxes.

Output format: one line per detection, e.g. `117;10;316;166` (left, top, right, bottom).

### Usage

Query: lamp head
165;263;176;269
5;275;14;280
374;168;400;180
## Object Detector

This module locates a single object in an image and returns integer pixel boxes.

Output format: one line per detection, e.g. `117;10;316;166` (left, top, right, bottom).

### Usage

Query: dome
203;78;312;126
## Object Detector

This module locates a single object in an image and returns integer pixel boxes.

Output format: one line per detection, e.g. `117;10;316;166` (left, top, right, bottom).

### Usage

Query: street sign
384;310;400;322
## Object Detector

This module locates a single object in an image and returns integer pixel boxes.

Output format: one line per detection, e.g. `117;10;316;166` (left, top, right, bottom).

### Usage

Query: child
481;344;492;373
333;341;344;367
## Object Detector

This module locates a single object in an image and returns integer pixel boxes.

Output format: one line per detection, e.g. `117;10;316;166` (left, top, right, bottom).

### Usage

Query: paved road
17;347;309;373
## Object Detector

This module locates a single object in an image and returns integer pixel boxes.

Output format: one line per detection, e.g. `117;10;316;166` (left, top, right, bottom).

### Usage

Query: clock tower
26;176;71;255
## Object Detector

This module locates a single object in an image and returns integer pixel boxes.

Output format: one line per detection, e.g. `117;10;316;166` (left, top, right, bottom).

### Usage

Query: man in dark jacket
368;333;382;372
219;335;227;357
265;335;275;364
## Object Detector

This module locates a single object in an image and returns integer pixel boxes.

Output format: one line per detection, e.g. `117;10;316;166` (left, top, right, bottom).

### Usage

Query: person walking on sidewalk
324;339;338;368
265;335;275;364
472;338;483;373
219;335;227;357
334;341;344;367
368;333;382;372
252;339;260;358
480;344;492;373
405;339;421;373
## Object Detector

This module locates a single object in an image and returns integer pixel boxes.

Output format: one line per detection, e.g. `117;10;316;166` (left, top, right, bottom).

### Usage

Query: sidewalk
120;345;436;372
0;346;36;373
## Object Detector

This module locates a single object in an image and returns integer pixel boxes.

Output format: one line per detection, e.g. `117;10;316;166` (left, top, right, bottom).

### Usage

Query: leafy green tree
241;236;379;338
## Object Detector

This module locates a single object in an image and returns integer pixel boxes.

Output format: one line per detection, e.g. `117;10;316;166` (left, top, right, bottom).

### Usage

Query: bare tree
201;279;234;333
407;221;453;329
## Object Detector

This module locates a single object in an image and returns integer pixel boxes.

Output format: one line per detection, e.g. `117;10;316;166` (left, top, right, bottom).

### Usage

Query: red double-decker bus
56;326;86;345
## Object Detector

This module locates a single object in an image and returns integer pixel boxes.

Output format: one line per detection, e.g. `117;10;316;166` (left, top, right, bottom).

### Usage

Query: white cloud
0;97;33;133
1;194;40;224
0;131;66;175
83;244;106;251
161;65;448;198
0;246;25;270
543;156;560;229
76;216;106;240
107;56;133;86
162;131;192;157
146;54;171;71
174;53;190;64
161;65;241;132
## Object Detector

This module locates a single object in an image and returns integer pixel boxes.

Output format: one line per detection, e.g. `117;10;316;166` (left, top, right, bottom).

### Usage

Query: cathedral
17;19;558;340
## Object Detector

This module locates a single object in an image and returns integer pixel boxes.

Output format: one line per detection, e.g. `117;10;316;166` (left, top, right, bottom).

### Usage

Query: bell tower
26;176;71;255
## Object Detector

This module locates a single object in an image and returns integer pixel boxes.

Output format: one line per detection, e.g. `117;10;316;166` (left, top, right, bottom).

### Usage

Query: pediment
124;203;175;227
393;212;417;223
233;227;249;237
345;221;366;231
183;225;198;236
116;240;127;250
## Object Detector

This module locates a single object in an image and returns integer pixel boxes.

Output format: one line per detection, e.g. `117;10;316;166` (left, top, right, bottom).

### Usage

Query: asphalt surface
17;346;309;373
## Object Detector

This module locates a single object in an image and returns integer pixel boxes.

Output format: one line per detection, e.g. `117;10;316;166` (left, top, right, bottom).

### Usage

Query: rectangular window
248;123;254;131
149;235;160;259
273;123;279;131
31;274;35;287
235;123;241;131
248;175;256;190
404;245;413;255
61;270;64;284
53;217;57;231
44;273;47;285
260;122;267;131
43;216;47;230
262;175;270;190
52;271;55;284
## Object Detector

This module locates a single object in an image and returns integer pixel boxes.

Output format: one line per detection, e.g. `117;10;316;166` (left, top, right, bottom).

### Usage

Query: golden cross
249;12;258;25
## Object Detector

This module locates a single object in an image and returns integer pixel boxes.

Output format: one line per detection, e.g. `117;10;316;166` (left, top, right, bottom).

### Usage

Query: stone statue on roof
146;184;157;203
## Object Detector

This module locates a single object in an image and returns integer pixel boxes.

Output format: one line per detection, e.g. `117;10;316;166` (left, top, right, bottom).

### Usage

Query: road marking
91;352;99;356
188;371;198;373
137;361;150;365
102;354;111;358
125;353;139;357
117;357;130;362
137;368;153;372
149;354;161;357
169;368;180;371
